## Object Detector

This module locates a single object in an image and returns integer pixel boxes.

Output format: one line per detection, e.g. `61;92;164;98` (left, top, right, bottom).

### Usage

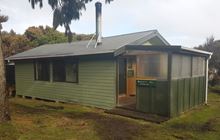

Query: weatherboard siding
15;56;117;109
170;76;206;117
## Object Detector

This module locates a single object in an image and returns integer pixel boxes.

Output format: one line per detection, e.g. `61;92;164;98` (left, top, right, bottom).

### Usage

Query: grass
1;91;220;140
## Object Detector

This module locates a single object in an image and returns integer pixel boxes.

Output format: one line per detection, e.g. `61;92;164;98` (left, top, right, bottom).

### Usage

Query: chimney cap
95;1;102;6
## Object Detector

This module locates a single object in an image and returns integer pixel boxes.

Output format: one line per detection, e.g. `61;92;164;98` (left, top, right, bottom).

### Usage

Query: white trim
154;31;170;45
205;58;209;104
130;31;170;46
86;33;96;48
181;47;213;55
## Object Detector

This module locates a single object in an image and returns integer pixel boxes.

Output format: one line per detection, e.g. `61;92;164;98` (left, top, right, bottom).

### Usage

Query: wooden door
127;57;136;96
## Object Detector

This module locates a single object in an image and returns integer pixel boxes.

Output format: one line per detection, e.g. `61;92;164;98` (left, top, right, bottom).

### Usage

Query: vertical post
115;58;119;106
190;56;193;77
35;61;38;80
167;52;172;117
50;61;53;83
189;55;193;108
205;58;209;104
167;53;172;82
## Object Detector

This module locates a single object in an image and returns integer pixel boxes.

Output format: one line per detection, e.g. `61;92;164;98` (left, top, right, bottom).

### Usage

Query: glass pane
36;61;50;81
53;60;65;82
192;57;198;76
172;54;191;79
199;57;205;76
182;56;191;77
65;62;78;83
137;52;168;80
127;58;133;69
172;55;181;79
192;57;205;77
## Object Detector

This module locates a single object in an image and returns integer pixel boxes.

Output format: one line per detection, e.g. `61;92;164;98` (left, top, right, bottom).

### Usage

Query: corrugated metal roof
7;30;165;60
115;45;212;58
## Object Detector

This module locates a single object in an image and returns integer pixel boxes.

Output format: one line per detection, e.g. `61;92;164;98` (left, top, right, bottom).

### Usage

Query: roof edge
6;51;114;61
129;30;170;46
114;45;212;57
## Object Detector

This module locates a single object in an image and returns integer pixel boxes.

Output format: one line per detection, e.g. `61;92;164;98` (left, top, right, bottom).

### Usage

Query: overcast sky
0;0;219;47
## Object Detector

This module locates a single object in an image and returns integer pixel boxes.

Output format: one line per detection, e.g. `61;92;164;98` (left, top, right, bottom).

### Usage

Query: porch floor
105;108;169;123
118;95;136;110
114;95;169;123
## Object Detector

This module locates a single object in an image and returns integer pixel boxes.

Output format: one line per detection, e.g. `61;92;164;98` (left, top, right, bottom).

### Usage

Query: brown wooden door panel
127;57;136;96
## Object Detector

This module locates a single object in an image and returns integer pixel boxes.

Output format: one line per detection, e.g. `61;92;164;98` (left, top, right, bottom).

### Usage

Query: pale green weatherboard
15;55;117;109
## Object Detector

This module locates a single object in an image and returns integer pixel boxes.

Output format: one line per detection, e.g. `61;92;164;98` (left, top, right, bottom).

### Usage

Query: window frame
192;56;205;77
51;58;79;83
171;54;192;79
52;59;66;82
136;52;168;80
33;58;79;83
34;59;50;82
64;59;79;83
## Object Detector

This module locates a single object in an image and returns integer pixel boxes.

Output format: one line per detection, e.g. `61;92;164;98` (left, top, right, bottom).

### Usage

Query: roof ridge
103;29;158;39
35;30;158;46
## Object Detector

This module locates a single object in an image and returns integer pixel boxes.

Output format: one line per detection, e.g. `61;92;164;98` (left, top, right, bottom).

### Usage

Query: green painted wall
136;77;206;117
170;76;206;117
15;54;117;109
136;81;169;116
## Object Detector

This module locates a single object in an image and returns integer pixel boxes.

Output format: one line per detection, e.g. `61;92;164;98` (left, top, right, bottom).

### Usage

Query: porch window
137;52;168;79
172;54;191;79
34;60;50;81
192;56;205;77
137;52;168;80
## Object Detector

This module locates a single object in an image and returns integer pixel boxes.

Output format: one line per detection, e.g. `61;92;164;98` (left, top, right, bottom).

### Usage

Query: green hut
6;30;212;117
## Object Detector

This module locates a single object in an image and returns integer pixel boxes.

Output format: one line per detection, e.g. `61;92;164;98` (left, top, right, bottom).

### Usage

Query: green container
136;80;169;116
136;77;206;117
136;80;157;87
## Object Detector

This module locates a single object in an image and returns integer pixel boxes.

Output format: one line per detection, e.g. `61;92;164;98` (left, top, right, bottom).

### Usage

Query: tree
0;13;10;123
1;30;30;57
24;26;44;41
200;37;220;87
29;0;113;42
0;25;93;58
195;36;220;75
24;26;68;46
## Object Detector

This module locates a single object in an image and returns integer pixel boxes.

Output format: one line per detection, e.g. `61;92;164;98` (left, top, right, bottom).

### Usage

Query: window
53;60;66;82
35;60;50;81
34;58;78;83
65;60;78;83
172;54;191;79
127;58;133;69
137;52;168;80
52;59;78;83
171;55;205;79
192;56;205;77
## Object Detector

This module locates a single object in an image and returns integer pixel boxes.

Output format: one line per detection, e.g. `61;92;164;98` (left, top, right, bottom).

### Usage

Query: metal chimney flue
95;2;102;45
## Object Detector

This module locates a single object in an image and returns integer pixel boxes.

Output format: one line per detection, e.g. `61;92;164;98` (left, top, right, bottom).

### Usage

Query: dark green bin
136;77;206;117
136;80;169;116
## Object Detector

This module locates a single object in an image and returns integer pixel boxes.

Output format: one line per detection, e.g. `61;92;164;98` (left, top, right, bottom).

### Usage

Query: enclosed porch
115;45;211;117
